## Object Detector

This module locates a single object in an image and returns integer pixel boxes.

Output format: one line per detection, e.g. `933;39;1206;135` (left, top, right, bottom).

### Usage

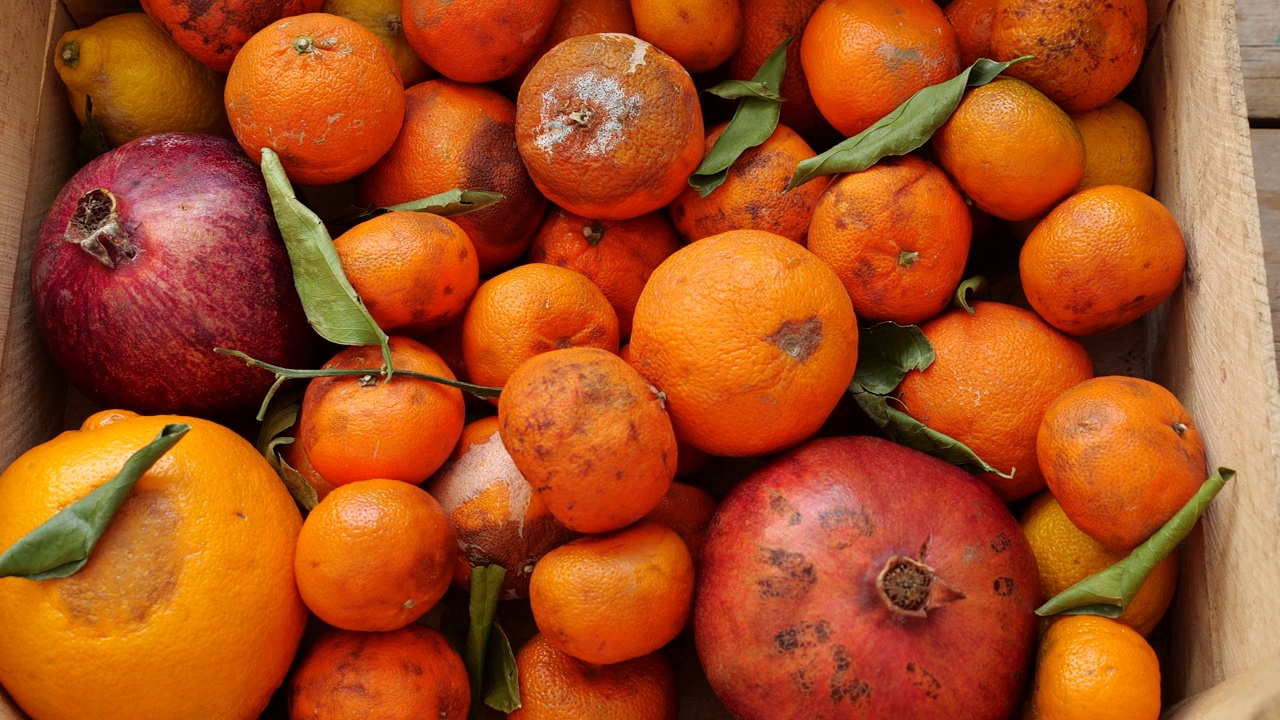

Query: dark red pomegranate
31;133;319;417
694;436;1039;720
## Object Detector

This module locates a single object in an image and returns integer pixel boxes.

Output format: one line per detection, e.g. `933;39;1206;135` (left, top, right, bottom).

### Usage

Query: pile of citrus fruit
0;0;1220;718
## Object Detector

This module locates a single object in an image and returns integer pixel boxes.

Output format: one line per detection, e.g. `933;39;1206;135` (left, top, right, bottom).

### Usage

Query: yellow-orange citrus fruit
1070;99;1154;194
509;634;678;720
631;0;744;73
322;0;433;86
1032;615;1161;720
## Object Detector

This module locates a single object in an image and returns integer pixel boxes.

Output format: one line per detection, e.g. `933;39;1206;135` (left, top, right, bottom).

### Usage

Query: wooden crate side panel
1237;0;1280;119
1167;653;1280;720
1137;0;1280;702
1254;129;1280;366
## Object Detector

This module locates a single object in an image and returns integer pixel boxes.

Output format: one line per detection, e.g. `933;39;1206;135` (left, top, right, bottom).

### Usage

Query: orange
461;263;620;389
289;625;470;719
727;0;831;140
294;479;457;632
0;410;306;720
991;0;1147;113
1020;185;1186;336
401;0;560;83
515;33;704;221
322;0;434;87
631;0;744;73
642;481;717;564
806;154;972;325
141;0;322;72
528;207;681;338
499;347;677;533
426;418;577;600
1021;492;1178;636
668;122;826;245
529;521;694;665
945;0;997;67
1031;615;1161;720
332;211;479;336
278;432;338;502
932;77;1085;221
356;79;549;275
800;0;961;137
1038;375;1207;553
224;13;405;186
298;337;465;486
509;634;678;720
504;0;636;93
628;229;859;457
1070;99;1155;193
896;301;1094;501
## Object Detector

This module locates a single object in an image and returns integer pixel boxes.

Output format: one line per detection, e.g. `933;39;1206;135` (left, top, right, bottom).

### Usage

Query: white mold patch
533;72;643;158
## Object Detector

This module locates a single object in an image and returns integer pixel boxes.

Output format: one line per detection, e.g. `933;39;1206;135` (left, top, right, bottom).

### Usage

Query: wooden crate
1;0;1278;718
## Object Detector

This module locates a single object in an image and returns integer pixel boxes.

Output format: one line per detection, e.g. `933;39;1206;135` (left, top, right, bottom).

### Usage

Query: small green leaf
254;387;305;468
77;96;111;165
852;322;935;395
953;276;989;315
1037;468;1235;618
259;148;392;371
464;565;507;717
705;79;785;102
0;424;190;580
277;454;320;513
334;189;507;225
688;37;791;197
483;622;521;712
788;56;1033;190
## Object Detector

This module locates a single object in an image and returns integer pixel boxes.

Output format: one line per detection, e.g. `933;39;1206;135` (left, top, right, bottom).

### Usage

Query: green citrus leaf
334;189;507;225
277;454;320;514
788;56;1033;190
483;621;521;712
852;322;935;395
953;276;989;315
254;386;305;466
0;424;190;580
465;565;507;717
705;78;785;102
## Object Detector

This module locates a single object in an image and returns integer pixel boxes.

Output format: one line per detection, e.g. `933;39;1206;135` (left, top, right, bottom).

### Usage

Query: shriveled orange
1031;615;1161;720
642;481;717;564
800;0;961;137
728;0;831;140
515;33;704;221
631;0;744;73
462;263;620;389
896;301;1094;501
224;13;404;186
1070;99;1155;193
299;337;465;486
1021;492;1177;636
529;521;694;665
504;0;637;92
509;634;678;720
141;0;322;73
0;411;306;720
1020;185;1186;336
356;80;548;275
401;0;560;83
1038;375;1207;553
932;77;1085;221
289;625;470;720
332;211;478;336
991;0;1147;113
945;0;997;67
806;154;972;325
669;122;826;245
322;0;434;86
499;347;677;533
426;419;577;600
528;207;681;338
629;229;859;457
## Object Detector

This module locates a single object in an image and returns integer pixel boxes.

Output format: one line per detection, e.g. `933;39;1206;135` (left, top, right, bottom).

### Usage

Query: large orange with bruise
806;154;972;325
0;410;306;720
224;13;404;186
669;123;826;245
800;0;961;137
141;0;322;72
515;33;704;221
402;0;560;83
499;347;678;534
896;302;1094;501
357;80;548;275
728;0;831;141
510;634;678;720
289;625;470;720
529;521;694;664
628;229;859;457
631;0;744;73
527;207;681;338
991;0;1147;113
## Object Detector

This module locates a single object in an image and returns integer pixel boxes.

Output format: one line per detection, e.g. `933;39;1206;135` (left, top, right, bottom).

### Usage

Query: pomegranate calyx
877;554;966;618
64;188;136;268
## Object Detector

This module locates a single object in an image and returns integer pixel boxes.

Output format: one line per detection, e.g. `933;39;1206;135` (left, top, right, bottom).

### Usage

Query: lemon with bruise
54;12;230;148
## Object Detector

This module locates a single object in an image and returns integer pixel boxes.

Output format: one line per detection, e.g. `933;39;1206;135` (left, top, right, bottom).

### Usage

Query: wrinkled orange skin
515;33;704;221
1038;376;1207;553
503;0;637;92
631;0;744;73
1032;616;1161;720
727;0;831;140
357;80;548;275
529;522;694;664
806;154;971;326
402;0;561;83
944;0;997;67
141;0;323;72
509;635;678;720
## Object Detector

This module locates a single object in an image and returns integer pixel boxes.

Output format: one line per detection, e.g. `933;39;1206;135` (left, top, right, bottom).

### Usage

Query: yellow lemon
1070;98;1155;194
323;0;434;87
54;13;230;148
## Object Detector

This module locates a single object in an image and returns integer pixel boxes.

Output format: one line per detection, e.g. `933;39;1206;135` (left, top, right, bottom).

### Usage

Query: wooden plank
1135;0;1280;704
1166;653;1280;719
1254;128;1280;368
1238;0;1280;119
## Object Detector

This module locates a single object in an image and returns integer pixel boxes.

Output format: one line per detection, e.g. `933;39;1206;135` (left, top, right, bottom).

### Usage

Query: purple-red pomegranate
695;436;1039;720
31;132;318;417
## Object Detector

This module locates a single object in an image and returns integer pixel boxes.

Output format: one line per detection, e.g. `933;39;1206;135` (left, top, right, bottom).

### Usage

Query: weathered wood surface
1239;0;1280;119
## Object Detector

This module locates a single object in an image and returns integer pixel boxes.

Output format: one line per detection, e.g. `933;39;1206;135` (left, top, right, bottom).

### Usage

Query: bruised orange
401;0;560;83
945;0;997;67
141;0;323;72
